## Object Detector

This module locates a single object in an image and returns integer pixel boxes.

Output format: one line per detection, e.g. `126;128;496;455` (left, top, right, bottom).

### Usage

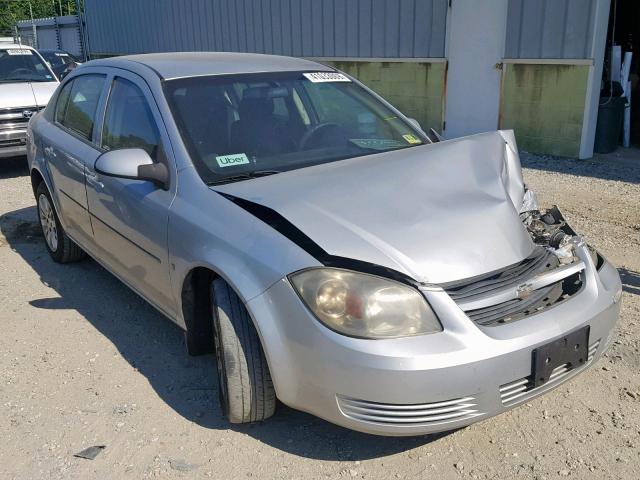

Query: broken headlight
289;268;441;339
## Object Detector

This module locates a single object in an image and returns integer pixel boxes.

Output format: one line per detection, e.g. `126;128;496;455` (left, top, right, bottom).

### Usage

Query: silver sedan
26;53;621;436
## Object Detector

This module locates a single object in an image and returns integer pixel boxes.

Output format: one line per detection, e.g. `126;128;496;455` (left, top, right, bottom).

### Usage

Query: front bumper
247;244;622;436
0;127;28;158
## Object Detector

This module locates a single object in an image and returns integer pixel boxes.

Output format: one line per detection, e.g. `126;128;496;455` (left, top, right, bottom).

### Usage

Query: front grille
337;395;481;426
443;248;585;327
0;106;42;129
0;138;26;147
445;248;558;302
500;339;600;406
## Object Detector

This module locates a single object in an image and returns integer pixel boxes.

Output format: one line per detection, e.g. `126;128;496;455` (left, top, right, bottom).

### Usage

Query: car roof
88;52;334;80
0;43;35;51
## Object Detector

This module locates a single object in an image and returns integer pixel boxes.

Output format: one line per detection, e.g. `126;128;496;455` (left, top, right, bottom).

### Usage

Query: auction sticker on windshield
402;134;422;145
6;49;33;56
216;153;250;168
303;72;351;83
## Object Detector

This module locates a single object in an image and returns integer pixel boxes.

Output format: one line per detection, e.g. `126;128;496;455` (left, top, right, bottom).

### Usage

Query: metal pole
29;0;37;49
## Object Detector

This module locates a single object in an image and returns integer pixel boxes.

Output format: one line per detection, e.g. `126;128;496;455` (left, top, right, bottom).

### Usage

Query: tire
36;182;85;263
211;278;276;423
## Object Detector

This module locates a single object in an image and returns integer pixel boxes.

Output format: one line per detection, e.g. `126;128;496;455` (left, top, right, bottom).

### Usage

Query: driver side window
102;77;161;160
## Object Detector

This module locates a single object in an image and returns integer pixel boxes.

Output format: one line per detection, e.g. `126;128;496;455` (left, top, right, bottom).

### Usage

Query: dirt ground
0;150;639;480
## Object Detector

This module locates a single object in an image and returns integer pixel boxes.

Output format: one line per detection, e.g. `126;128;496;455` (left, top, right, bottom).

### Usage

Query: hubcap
38;194;58;252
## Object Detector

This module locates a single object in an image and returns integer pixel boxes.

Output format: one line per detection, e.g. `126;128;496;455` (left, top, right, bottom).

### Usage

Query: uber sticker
303;72;351;83
6;49;33;56
216;153;250;168
402;134;422;145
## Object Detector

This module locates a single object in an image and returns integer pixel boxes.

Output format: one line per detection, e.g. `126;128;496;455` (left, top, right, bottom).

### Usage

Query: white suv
0;43;58;158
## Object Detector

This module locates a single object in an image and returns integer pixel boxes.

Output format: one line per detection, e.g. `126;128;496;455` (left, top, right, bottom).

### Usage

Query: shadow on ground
0;205;446;460
520;150;640;184
619;268;640;296
0;156;29;180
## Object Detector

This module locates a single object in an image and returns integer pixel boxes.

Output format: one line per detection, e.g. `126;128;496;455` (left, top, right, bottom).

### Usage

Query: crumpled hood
214;130;535;284
0;81;58;108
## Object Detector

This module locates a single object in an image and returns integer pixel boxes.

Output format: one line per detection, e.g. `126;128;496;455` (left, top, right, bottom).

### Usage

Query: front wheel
211;278;276;423
36;182;85;263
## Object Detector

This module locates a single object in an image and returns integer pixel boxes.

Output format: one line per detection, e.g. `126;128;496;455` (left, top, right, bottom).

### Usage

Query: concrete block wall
500;63;590;157
327;61;446;133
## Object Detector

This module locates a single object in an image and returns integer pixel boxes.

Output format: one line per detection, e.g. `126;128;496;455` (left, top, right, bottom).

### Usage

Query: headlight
289;268;441;339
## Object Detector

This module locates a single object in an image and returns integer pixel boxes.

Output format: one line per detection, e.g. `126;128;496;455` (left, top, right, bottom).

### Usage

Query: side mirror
95;148;169;190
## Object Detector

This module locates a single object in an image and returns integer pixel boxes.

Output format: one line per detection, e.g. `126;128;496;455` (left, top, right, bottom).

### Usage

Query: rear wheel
211;278;276;423
36;182;85;263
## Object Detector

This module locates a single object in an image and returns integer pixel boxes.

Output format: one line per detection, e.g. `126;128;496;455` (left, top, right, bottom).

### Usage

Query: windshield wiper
206;170;281;186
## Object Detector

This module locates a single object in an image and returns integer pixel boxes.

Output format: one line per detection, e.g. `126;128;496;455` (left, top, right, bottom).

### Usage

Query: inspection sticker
402;134;422;144
6;49;33;56
216;153;250;168
303;72;351;83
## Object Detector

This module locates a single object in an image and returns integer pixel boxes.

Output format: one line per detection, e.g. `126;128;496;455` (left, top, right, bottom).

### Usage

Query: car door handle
86;171;104;190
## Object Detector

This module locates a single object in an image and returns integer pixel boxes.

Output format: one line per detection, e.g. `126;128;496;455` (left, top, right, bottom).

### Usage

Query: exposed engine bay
521;204;579;266
443;189;595;327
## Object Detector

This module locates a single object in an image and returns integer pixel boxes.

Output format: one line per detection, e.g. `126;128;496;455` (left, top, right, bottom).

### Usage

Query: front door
85;71;177;317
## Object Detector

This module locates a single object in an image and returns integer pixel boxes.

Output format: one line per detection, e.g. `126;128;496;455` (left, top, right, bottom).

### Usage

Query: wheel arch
180;266;218;356
179;262;281;386
30;167;45;197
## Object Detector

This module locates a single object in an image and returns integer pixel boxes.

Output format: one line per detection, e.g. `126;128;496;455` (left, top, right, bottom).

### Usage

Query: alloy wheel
38;194;58;252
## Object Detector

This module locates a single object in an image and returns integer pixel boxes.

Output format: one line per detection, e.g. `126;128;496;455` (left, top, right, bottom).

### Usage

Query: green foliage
0;1;78;37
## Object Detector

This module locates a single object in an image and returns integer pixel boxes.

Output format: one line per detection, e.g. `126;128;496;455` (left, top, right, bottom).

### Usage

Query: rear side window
101;77;161;160
54;80;73;124
57;74;105;140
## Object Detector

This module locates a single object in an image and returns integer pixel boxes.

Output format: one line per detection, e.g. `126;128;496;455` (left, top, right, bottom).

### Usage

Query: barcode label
303;72;351;83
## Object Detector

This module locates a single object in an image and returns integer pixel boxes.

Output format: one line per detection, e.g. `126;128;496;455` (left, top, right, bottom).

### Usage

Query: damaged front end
443;193;596;327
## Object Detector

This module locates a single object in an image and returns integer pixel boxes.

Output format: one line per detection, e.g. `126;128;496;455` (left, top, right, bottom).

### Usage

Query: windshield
164;71;427;184
0;48;55;83
41;51;77;66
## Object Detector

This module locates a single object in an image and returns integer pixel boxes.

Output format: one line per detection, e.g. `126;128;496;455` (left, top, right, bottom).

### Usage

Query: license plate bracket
532;326;590;388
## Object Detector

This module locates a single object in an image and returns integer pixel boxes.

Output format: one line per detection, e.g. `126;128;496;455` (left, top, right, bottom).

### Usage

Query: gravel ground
0;151;639;480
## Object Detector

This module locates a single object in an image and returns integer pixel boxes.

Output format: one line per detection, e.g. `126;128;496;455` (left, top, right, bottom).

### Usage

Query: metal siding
398;0;416;58
371;0;385;57
83;0;447;58
413;0;431;57
334;1;348;57
505;0;596;59
429;0;447;57
290;0;302;57
17;16;83;57
344;1;358;57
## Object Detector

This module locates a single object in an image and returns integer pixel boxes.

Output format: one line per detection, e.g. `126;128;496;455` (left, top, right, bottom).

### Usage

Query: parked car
38;49;81;79
27;53;621;436
0;43;58;158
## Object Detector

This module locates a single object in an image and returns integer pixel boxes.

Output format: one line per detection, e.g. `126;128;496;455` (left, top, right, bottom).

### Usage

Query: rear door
42;71;107;245
85;70;177;316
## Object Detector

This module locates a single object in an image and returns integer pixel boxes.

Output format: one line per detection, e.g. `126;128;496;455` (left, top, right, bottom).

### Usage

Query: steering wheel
9;67;34;77
299;122;343;150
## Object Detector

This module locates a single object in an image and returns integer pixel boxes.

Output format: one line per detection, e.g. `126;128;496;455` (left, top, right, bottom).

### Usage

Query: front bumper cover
247;245;621;436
